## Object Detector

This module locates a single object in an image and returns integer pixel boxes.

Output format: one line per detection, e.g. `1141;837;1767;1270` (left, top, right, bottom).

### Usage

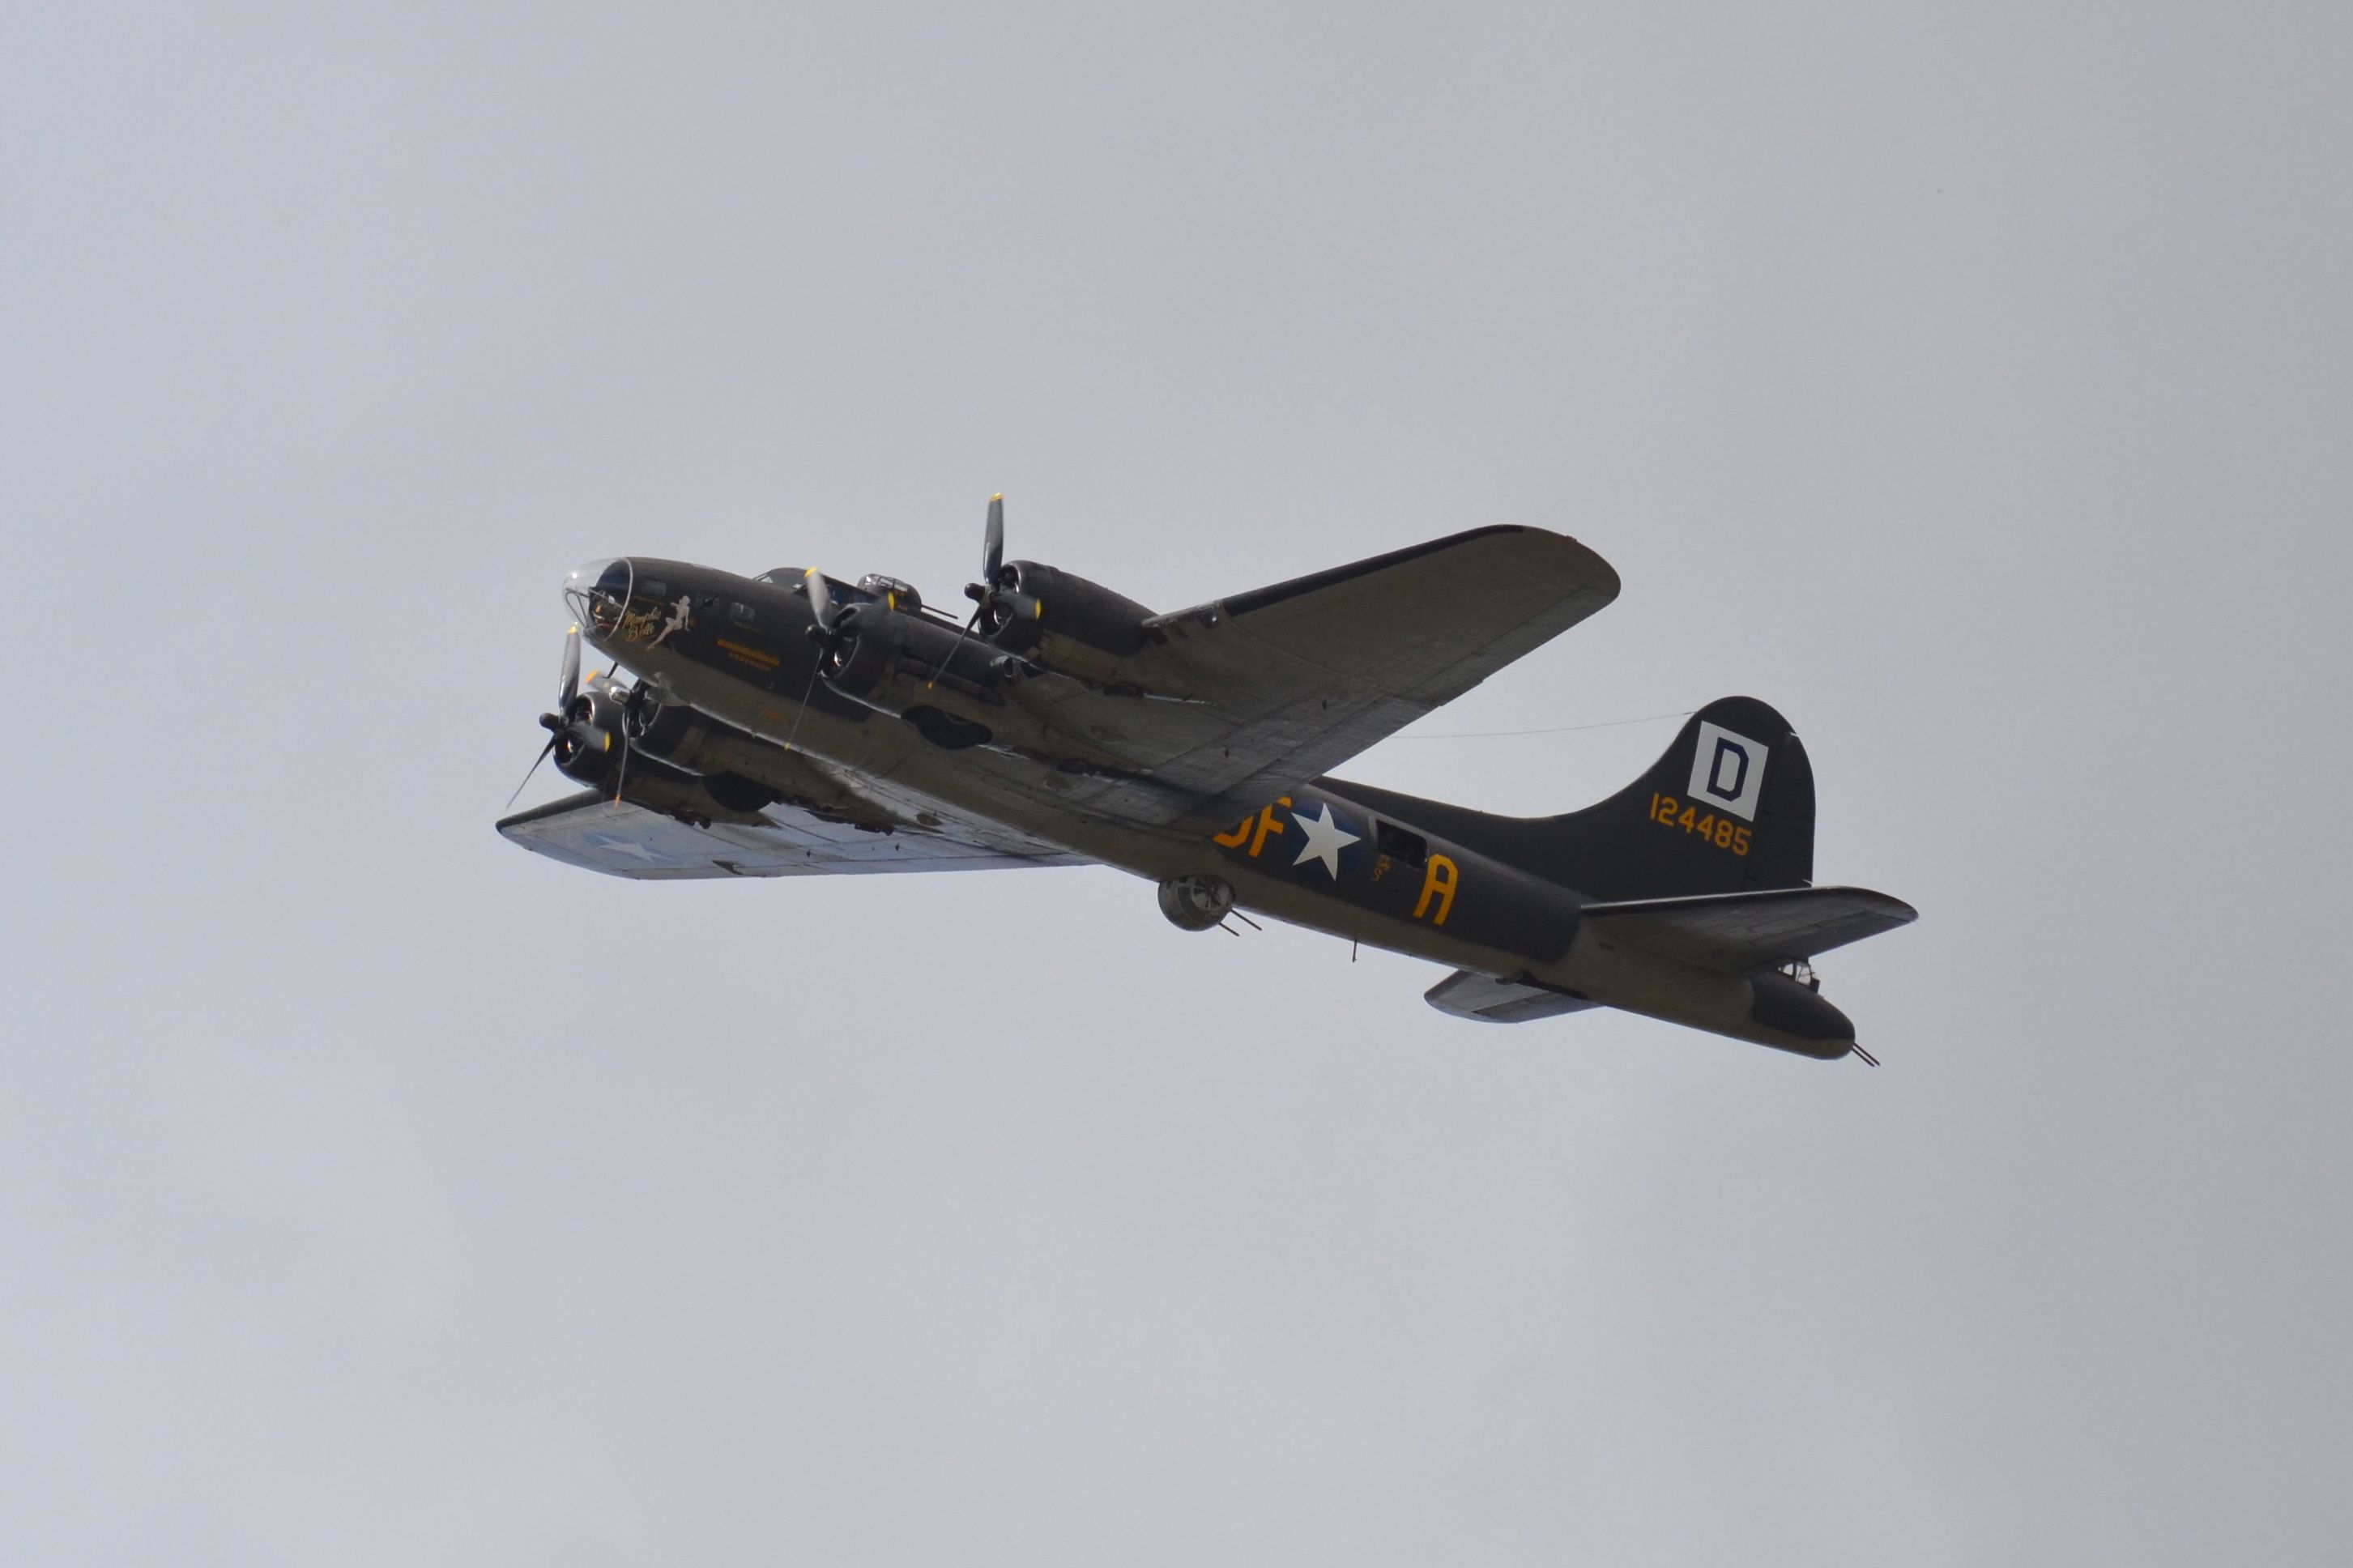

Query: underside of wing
497;790;1086;880
1577;886;1918;972
1425;969;1603;1024
1012;526;1618;825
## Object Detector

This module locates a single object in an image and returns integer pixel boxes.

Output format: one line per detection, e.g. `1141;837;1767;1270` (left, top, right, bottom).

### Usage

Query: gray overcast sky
4;2;2348;1562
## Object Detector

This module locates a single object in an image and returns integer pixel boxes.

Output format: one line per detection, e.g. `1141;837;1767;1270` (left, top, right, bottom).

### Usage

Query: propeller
961;493;1040;637
505;734;558;810
927;496;1000;688
505;626;580;806
556;623;582;714
781;566;858;751
505;624;626;807
804;565;838;640
801;564;864;676
932;493;1042;693
983;491;1004;586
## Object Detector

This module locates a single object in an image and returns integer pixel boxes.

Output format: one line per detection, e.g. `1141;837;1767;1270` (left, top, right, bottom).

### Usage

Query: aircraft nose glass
563;558;633;637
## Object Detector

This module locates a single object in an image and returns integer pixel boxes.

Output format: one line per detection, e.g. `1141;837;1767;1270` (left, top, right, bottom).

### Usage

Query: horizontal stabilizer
1578;885;1917;973
1425;969;1601;1024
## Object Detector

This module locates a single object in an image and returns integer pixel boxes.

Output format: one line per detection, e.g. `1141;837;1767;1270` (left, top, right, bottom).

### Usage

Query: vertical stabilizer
1532;696;1814;899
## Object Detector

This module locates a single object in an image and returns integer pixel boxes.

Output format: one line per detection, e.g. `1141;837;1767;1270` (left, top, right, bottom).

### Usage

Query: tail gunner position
499;500;1916;1060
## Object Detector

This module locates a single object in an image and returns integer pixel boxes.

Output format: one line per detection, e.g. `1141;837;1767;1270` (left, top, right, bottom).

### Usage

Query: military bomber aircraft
499;501;1916;1059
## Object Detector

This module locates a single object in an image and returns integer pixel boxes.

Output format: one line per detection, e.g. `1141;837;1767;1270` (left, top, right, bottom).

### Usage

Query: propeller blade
804;567;836;633
557;625;582;712
624;681;656;739
926;603;986;690
505;734;557;809
983;493;1004;585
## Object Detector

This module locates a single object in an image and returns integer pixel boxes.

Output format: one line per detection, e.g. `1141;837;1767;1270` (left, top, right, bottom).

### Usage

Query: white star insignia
582;831;667;864
1290;801;1361;880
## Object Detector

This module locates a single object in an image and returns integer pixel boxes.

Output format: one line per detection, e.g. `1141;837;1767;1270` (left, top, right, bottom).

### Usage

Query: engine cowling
624;688;890;819
980;561;1153;658
802;569;1149;764
808;599;1025;752
811;600;915;701
551;684;629;786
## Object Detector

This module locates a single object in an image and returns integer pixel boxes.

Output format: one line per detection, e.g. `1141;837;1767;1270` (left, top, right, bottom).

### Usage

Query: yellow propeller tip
991;492;1004;501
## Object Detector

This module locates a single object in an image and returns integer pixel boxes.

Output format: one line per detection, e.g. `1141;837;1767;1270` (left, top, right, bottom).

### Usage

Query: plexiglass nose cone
562;558;633;636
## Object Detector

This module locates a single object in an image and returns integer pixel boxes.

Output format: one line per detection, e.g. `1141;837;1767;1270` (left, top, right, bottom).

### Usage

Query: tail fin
1533;696;1814;899
1325;697;1815;901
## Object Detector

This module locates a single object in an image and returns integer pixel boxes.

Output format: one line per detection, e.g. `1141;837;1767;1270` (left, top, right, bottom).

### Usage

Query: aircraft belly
1208;870;1552;975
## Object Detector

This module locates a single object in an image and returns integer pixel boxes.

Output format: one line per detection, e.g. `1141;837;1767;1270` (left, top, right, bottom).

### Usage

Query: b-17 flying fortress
500;500;1915;1059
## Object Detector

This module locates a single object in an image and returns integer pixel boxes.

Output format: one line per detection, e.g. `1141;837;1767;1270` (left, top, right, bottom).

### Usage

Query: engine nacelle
552;683;630;786
811;600;1084;756
624;689;888;819
981;561;1153;658
1158;874;1237;932
815;602;985;704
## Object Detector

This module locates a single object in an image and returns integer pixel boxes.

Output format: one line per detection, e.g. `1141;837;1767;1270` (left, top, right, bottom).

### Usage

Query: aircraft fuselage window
1375;820;1429;867
731;603;757;624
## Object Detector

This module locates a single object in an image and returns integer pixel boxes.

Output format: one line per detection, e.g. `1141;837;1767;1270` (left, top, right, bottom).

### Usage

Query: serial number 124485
1648;793;1751;855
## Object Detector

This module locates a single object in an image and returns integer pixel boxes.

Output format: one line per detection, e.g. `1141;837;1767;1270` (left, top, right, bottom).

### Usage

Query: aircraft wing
497;790;1086;880
1013;526;1619;825
1575;886;1918;972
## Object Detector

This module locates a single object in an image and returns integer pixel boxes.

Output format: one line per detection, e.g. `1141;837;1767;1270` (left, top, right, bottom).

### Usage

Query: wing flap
497;791;1084;880
1578;886;1918;972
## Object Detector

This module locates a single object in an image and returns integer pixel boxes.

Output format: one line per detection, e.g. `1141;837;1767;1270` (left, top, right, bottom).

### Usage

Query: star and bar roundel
1210;794;1363;880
